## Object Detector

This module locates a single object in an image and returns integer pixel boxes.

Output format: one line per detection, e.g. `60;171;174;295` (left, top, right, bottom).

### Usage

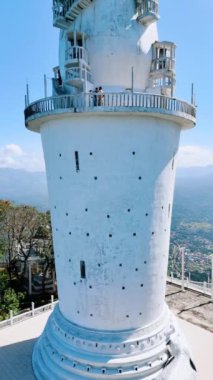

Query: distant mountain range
0;167;212;223
0;168;48;210
173;165;213;225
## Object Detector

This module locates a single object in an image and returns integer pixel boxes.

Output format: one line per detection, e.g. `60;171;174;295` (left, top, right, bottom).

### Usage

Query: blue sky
0;0;212;171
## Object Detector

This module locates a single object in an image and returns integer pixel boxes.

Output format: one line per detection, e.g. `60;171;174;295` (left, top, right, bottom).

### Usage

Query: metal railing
151;57;175;72
25;92;196;121
0;297;58;330
65;46;89;63
65;68;92;84
167;275;213;298
53;4;66;18
168;246;213;298
137;0;159;16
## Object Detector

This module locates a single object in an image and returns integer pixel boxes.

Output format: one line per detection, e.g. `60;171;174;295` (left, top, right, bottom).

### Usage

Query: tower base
32;305;196;379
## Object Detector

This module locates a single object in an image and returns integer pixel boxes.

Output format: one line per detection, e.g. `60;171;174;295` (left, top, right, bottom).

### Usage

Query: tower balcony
65;46;89;67
65;67;93;88
25;92;196;132
52;2;70;29
151;41;176;71
52;0;92;28
148;72;176;97
137;0;160;26
148;41;176;96
151;57;175;73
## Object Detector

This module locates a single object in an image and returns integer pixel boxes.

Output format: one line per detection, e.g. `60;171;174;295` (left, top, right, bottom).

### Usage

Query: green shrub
0;288;25;320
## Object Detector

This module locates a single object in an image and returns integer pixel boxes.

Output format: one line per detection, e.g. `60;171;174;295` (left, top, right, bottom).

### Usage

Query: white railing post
0;300;59;330
181;247;185;291
203;281;207;294
211;255;213;301
32;302;35;317
10;310;13;325
51;295;54;310
26;83;30;106
29;262;32;295
44;74;47;98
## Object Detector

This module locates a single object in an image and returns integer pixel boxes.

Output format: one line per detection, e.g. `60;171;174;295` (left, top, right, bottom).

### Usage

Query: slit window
80;260;86;279
75;151;80;172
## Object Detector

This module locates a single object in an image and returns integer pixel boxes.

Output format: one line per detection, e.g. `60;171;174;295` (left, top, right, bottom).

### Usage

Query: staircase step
66;0;92;22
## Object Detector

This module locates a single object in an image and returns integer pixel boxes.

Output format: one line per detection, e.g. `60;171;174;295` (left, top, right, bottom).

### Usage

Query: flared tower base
32;305;196;379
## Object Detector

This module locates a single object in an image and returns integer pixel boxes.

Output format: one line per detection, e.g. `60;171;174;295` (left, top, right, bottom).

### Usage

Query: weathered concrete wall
41;113;180;330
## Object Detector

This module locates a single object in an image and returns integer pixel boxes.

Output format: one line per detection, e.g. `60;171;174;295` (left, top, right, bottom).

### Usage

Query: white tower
25;1;197;379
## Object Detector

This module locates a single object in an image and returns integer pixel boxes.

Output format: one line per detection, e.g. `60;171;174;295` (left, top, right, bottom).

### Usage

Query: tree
0;271;9;299
2;205;46;280
0;201;55;295
34;212;55;294
0;288;25;320
0;200;11;262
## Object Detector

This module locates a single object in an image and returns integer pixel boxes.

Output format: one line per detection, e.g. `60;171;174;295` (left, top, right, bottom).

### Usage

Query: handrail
25;92;196;122
0;300;58;330
65;68;93;83
151;57;175;72
65;46;89;63
167;276;212;298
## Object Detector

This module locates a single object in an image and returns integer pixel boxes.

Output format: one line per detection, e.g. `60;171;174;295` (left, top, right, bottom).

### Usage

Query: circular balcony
25;92;196;132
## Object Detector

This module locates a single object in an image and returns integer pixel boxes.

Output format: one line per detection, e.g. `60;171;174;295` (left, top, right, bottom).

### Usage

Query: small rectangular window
80;261;86;279
75;151;80;172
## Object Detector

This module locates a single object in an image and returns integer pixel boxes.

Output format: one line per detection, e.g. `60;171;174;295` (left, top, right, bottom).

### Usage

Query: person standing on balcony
98;86;105;106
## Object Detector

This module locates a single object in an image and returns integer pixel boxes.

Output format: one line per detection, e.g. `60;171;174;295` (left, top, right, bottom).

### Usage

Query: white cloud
0;144;45;172
3;144;23;156
178;145;213;167
0;143;212;172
